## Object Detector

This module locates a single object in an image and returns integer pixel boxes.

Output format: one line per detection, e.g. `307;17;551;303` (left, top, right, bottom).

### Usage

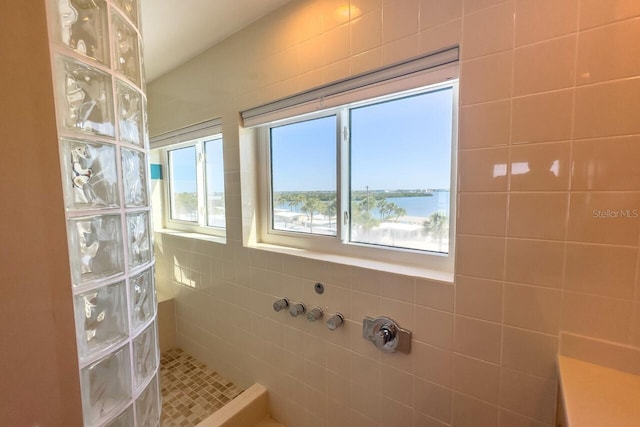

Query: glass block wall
46;1;160;425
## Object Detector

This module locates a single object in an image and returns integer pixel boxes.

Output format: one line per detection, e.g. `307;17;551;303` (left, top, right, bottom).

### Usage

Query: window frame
162;134;226;238
257;79;459;273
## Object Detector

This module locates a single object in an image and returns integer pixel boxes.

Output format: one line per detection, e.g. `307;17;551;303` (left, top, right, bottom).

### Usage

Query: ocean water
385;192;450;218
275;192;450;219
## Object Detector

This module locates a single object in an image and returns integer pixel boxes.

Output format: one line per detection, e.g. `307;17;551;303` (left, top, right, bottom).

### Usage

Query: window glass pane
271;116;337;236
204;138;225;228
350;87;453;253
168;146;198;222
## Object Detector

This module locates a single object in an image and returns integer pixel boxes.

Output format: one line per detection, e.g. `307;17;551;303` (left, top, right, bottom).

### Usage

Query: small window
258;80;457;271
164;135;226;237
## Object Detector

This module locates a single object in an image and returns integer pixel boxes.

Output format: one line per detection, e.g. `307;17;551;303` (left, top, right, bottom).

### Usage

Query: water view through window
268;85;453;254
350;88;453;253
270;115;337;236
169;146;198;222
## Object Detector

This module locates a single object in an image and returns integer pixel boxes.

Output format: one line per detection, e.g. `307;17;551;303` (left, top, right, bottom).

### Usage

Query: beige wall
0;1;83;425
148;0;640;426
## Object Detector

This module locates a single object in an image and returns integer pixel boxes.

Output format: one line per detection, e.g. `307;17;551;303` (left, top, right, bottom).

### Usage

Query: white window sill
155;228;227;245
247;242;454;283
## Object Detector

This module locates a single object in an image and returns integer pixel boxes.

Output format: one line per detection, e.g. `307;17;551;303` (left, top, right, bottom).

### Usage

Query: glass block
122;148;148;207
80;345;131;426
127;211;151;269
130;268;156;331
74;281;128;360
61;139;119;210
112;12;141;86
143;97;149;148
105;405;134;427
53;0;110;65
135;374;160;427
116;80;144;146
56;56;115;137
113;0;139;28
68;215;124;286
133;321;158;389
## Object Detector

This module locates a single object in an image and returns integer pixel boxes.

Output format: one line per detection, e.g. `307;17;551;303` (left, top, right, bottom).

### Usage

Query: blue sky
170;137;225;193
271;87;453;192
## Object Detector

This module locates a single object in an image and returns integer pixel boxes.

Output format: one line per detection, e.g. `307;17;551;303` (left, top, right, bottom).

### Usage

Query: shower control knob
362;316;411;354
307;307;323;321
273;298;289;312
289;302;306;317
374;325;395;348
326;313;344;330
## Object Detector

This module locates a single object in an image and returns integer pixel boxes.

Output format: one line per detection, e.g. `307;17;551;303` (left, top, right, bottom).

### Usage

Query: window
163;134;226;237
243;48;459;272
258;80;457;271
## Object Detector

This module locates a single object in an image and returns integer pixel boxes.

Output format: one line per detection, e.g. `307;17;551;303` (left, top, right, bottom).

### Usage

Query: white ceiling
140;0;296;81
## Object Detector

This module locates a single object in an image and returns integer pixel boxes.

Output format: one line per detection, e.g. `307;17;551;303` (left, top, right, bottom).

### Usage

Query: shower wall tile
576;18;640;85
414;279;454;312
457;193;508;236
580;0;640;29
452;392;499;427
500;368;556;424
504;239;565;288
148;2;640;427
458;100;511;149
413;377;452;424
503;283;560;334
501;326;558;379
454;316;502;363
507;192;568;240
573;78;640;139
459;51;513;105
511;90;574;143
455;276;503;322
452;353;500;403
514;0;579;46
382;0;419;44
463;0;509;15
513;35;576;96
567;192;640;245
419;18;462;55
509;141;571;191
563;243;637;299
456;235;505;280
419;0;462;30
561;291;633;343
458;148;509;192
571;136;640;191
413;306;453;349
461;1;514;60
412;341;452;387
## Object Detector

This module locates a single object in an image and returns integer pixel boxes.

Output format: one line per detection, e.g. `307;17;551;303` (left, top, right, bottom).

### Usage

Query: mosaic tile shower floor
160;348;244;426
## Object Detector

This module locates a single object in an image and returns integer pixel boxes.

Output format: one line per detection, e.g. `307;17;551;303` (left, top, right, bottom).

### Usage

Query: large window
260;80;457;270
164;134;226;236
